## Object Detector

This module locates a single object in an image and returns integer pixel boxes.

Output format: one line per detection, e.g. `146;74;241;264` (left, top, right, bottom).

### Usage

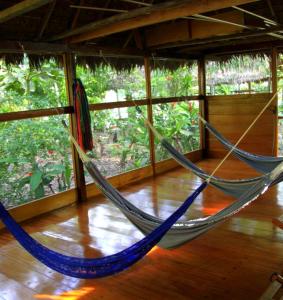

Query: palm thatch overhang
1;0;283;71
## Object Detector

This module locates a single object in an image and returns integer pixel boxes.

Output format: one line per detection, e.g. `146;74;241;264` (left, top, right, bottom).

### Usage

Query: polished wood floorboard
0;159;283;300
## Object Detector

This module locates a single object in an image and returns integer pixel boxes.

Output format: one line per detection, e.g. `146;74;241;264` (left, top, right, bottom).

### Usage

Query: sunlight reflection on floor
34;287;95;300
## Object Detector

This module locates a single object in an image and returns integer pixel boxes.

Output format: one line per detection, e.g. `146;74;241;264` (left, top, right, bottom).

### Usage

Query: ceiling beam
152;25;283;51
49;0;258;43
0;40;195;60
0;0;53;24
0;40;144;57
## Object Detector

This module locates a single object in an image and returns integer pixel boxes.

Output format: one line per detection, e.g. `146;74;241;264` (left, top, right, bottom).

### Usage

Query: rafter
70;5;128;13
232;5;279;26
36;0;56;39
48;0;258;43
0;0;53;24
118;0;151;6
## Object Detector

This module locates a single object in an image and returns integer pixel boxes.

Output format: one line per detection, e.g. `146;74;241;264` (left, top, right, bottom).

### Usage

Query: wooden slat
61;0;258;43
0;106;72;123
208;114;275;127
0;0;52;24
88;96;201;111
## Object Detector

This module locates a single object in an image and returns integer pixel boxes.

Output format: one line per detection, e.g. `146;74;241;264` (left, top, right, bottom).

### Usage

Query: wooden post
63;53;87;202
271;47;278;156
144;56;156;175
198;56;207;157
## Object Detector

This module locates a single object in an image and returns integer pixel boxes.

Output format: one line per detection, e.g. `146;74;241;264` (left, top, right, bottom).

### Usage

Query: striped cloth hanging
73;78;93;152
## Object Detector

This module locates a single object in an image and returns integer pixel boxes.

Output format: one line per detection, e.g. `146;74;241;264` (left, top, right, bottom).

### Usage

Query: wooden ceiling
0;0;283;61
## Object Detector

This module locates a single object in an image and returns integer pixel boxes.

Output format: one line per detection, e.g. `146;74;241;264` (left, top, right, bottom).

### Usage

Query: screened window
84;106;150;181
0;57;67;113
0;116;74;208
76;65;146;104
206;56;271;95
153;101;200;162
151;63;198;98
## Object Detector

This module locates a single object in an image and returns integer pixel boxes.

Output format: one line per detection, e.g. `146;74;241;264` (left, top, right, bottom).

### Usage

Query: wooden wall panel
206;93;277;158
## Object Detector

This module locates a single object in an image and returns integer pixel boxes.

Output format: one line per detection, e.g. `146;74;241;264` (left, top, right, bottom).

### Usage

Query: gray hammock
145;121;283;198
201;118;283;174
74;135;283;249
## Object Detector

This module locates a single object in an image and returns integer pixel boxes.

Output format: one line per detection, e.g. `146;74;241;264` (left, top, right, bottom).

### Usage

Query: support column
63;53;87;202
198;56;207;157
271;47;278;156
144;56;156;175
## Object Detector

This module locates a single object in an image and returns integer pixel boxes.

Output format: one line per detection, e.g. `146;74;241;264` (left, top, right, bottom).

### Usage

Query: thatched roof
0;0;283;71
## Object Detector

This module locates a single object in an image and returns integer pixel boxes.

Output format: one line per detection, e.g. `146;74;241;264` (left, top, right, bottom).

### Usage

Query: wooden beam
0;106;72;123
88;96;201;111
0;39;197;61
0;0;53;24
144;56;156;175
271;47;278;156
63;53;87;202
0;40;144;57
70;0;84;29
70;5;128;13
36;0;56;40
198;57;207;156
49;0;258;42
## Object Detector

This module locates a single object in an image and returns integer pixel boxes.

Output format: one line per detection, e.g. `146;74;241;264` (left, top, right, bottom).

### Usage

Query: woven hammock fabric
73;78;93;152
159;139;267;198
0;183;206;278
203;120;283;174
83;157;283;248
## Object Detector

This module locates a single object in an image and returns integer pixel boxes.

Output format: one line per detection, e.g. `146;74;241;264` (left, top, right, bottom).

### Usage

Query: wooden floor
0;159;283;300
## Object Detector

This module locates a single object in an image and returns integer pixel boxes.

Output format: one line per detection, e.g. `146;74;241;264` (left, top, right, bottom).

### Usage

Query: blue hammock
0;182;206;279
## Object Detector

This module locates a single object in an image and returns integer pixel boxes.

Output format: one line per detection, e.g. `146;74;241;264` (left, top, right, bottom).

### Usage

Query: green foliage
153;102;200;161
151;65;198;97
1;59;200;207
0;57;72;208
